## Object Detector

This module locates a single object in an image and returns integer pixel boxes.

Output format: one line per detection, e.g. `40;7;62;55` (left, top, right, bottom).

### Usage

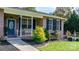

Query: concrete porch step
6;37;21;40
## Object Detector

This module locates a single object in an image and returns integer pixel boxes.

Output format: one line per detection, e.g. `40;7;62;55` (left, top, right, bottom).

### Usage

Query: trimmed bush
68;37;72;41
66;31;72;41
66;31;72;38
33;26;47;43
55;31;61;40
44;29;50;40
76;38;79;41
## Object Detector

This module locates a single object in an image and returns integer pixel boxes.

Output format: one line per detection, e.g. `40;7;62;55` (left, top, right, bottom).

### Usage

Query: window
28;18;31;29
57;20;61;30
22;18;32;35
46;19;61;31
56;20;60;30
53;19;61;31
22;18;31;29
47;19;53;30
48;20;53;30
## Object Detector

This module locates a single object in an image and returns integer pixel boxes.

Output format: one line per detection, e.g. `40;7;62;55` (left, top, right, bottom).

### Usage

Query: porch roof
1;7;66;20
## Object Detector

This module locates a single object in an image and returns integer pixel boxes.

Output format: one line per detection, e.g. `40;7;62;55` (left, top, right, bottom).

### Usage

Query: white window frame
56;19;60;31
22;18;31;29
48;18;53;31
22;17;32;36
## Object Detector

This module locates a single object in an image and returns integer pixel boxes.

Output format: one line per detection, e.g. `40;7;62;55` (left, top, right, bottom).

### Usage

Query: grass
38;41;79;51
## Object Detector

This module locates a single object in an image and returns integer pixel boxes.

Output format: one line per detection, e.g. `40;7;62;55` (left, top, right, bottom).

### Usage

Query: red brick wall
37;18;43;27
0;9;4;37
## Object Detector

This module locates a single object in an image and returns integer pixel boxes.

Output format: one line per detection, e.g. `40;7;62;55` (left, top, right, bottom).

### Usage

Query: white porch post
43;18;46;29
20;15;22;37
61;20;64;39
58;19;61;31
31;17;33;36
56;19;60;31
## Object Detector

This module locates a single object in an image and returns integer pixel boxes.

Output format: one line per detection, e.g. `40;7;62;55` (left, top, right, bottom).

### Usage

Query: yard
38;41;79;51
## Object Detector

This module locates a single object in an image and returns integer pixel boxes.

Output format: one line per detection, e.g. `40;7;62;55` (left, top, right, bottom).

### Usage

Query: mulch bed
22;39;50;48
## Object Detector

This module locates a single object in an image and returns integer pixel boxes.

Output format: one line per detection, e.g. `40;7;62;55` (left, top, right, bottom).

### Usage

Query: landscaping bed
0;40;19;51
22;39;49;48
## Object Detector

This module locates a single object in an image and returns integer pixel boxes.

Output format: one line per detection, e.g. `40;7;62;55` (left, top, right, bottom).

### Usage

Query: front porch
4;13;43;39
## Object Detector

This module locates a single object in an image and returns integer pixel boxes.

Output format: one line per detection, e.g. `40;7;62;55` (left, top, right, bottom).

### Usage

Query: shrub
33;26;47;43
66;31;73;41
66;30;72;38
55;31;61;40
76;38;79;41
76;32;79;37
44;29;50;40
68;37;72;41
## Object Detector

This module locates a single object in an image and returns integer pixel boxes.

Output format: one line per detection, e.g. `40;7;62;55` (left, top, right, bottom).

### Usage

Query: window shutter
59;20;61;31
46;19;49;30
33;19;36;29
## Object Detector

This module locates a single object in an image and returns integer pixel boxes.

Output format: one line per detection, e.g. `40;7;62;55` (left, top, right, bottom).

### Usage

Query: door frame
7;18;16;36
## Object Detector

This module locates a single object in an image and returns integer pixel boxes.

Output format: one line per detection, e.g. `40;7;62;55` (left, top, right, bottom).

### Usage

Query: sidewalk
7;38;38;51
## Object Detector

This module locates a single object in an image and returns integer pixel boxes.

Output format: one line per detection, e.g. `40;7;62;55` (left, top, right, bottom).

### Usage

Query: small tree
64;10;79;33
44;29;50;40
53;7;73;18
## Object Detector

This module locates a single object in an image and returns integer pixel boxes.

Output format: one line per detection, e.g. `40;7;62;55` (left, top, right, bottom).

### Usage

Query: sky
36;7;56;13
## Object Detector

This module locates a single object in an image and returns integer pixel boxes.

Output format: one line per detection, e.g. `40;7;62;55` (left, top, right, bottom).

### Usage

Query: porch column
31;17;33;36
20;15;22;37
61;20;64;39
43;18;46;29
57;19;60;31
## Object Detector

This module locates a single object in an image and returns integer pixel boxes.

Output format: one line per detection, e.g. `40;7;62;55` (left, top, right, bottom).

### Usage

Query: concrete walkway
7;38;38;51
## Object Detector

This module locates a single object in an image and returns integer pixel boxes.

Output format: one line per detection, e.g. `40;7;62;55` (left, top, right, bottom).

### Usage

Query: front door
7;19;16;37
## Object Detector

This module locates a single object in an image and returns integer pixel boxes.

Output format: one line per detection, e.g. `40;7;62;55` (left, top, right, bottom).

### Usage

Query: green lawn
38;41;79;51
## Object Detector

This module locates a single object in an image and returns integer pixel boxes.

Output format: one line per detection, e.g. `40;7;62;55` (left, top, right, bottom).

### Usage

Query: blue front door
7;19;16;37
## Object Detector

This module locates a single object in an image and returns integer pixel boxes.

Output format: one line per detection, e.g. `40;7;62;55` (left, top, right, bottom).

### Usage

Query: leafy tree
64;10;79;33
53;7;73;18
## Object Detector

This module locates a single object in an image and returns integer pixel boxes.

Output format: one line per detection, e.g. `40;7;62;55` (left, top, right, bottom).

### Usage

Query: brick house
0;7;66;40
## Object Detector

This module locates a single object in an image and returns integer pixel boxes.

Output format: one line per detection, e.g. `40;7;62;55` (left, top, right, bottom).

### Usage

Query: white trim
43;18;46;29
31;17;33;36
61;21;64;39
20;15;22;37
7;18;16;36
